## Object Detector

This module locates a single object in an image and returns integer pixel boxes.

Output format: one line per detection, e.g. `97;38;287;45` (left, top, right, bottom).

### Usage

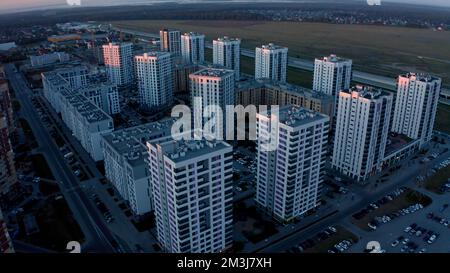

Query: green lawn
305;226;358;253
425;166;450;194
435;104;450;134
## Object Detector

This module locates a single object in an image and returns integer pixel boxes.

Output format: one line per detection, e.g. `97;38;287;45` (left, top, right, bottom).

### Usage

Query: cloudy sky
0;0;449;13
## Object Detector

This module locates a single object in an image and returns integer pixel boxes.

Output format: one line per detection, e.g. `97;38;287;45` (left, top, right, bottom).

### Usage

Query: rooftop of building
135;51;171;59
102;119;175;166
103;41;133;47
215;36;241;42
402;72;441;83
317;54;352;63
157;137;231;163
62;89;112;123
182;32;205;37
261;105;329;128
42;71;69;87
161;28;180;32
384;133;418;156
342;85;392;100
191;67;234;78
258;43;287;51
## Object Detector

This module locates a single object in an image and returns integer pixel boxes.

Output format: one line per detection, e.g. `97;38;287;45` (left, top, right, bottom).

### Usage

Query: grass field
304;226;358;253
435;104;450;134
425;166;450;194
112;20;450;85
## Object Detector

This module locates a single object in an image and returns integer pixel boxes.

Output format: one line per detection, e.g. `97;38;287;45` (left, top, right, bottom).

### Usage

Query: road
4;64;120;253
112;26;450;102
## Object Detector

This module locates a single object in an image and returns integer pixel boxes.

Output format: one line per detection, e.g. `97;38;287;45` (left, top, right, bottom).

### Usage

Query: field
351;189;432;231
112;20;450;86
435;104;450;134
425;166;450;194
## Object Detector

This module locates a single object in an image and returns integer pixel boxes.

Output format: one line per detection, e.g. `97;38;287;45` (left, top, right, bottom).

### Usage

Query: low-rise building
236;79;334;120
30;52;70;67
101;120;174;215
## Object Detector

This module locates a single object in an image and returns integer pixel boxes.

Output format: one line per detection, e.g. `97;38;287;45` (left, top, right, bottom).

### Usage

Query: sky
0;0;449;13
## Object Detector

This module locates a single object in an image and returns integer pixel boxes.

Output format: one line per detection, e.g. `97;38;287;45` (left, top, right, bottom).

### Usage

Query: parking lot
349;190;450;253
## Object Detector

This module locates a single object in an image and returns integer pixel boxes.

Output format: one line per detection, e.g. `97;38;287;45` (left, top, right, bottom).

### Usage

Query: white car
404;226;412;233
427;235;437;244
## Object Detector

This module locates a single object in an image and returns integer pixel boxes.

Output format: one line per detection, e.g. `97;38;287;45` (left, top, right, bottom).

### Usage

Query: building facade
79;83;120;115
391;73;442;147
313;54;352;98
0;208;14;253
160;29;182;56
147;136;233;253
42;71;114;162
189;68;235;139
332;86;393;182
0;116;17;196
256;106;329;222
213;37;241;80
135;52;174;109
102;42;134;86
30;52;70;67
255;43;288;83
236;79;334;121
181;33;205;65
101;120;174;215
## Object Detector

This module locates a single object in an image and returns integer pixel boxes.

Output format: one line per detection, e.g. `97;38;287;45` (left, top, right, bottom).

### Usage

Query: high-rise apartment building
135;52;174;109
255;106;329;223
147;136;233;253
160;29;182;56
313;54;352;98
103;42;134;86
213;37;241;80
391;73;442;147
189;68;235;139
332;86;393;182
255;43;288;83
181;33;205;65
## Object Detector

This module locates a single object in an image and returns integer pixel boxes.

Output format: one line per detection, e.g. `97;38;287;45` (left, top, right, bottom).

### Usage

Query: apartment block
213;37;241;80
255;43;288;83
181;32;205;65
332;86;393;182
256;106;329;222
160;29;182;56
236;79;334;120
30;52;70;67
101;120;174;215
313;54;352;98
135;52;174;109
103;42;134;86
392;73;442;147
147;136;233;253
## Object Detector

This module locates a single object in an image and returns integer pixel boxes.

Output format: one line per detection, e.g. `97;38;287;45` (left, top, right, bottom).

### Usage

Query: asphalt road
5;64;118;253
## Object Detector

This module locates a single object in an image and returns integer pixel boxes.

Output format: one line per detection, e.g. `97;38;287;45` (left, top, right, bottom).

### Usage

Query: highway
4;64;119;253
113;26;449;101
